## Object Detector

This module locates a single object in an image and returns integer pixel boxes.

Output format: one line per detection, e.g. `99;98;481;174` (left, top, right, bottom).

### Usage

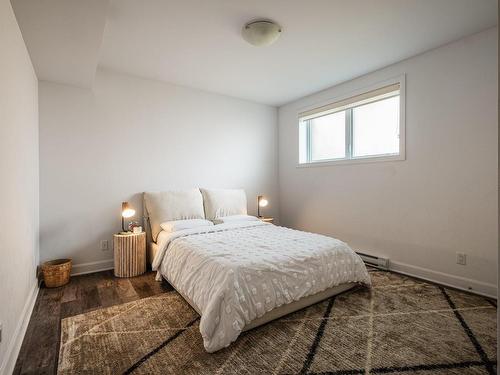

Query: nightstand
113;232;146;277
259;217;274;223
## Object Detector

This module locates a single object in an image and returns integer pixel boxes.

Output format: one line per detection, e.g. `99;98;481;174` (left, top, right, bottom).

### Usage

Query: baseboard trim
0;282;39;375
71;259;114;276
389;260;497;299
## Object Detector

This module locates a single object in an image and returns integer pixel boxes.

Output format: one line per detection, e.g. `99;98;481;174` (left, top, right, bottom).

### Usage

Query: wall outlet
456;252;467;266
100;240;109;251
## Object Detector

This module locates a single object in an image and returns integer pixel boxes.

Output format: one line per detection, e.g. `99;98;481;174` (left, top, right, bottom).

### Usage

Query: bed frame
142;193;358;332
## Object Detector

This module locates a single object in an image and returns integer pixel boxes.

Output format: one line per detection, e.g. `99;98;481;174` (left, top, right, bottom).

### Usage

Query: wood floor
13;270;172;375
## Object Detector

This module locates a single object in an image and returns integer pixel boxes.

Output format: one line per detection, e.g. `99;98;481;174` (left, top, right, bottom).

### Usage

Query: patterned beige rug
58;270;497;374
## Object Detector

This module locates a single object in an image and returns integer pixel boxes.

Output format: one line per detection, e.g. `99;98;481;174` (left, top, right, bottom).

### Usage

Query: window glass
310;111;346;161
352;96;399;157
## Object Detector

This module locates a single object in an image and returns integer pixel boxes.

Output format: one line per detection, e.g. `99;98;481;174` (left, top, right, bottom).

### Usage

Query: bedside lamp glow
121;202;135;232
257;195;268;218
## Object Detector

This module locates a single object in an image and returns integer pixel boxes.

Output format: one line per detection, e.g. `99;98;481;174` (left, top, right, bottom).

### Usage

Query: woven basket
42;259;72;288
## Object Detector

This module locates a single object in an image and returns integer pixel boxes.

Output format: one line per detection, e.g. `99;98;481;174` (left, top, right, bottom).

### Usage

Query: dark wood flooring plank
129;275;155;298
59;277;84;319
18;288;63;374
12;294;45;375
60;299;85;319
60;279;78;303
95;270;124;307
115;277;140;303
82;286;101;312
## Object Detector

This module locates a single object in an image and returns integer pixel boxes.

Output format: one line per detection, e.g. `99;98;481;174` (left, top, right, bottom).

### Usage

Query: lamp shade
257;195;269;218
122;202;135;218
258;198;269;207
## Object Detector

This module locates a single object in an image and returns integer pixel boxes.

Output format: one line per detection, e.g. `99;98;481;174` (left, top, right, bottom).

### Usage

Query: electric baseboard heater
356;251;390;270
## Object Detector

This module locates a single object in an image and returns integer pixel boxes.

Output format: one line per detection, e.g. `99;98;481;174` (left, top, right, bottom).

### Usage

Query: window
299;80;404;166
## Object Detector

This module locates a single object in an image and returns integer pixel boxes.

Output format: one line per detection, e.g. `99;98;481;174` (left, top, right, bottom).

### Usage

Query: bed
143;189;371;353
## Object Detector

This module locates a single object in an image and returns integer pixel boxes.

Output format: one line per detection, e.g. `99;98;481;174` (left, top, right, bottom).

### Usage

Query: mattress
153;221;371;352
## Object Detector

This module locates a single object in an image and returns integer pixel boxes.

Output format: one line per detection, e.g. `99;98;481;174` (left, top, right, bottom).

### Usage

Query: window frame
297;75;406;168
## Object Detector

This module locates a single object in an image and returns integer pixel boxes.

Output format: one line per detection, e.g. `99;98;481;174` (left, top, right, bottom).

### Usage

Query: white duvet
153;221;371;353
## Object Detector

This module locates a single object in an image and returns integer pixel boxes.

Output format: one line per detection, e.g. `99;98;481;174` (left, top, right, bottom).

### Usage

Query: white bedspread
153;222;371;352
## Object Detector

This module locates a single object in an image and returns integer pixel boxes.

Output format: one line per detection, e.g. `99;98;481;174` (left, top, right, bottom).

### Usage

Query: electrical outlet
100;240;109;251
456;252;467;266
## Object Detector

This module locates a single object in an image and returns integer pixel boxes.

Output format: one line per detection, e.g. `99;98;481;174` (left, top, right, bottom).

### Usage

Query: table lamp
257;195;268;218
121;201;135;233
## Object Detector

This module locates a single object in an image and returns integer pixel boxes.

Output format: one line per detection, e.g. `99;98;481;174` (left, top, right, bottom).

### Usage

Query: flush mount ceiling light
241;19;282;47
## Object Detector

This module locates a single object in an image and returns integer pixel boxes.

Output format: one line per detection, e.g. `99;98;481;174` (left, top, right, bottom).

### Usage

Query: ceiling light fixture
242;19;282;47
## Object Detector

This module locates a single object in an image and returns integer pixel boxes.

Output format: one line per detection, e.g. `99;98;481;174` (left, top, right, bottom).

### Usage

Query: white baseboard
0;282;39;375
71;259;114;276
389;260;497;299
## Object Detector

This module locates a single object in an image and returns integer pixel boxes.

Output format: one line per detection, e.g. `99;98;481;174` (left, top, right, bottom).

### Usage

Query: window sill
297;154;405;168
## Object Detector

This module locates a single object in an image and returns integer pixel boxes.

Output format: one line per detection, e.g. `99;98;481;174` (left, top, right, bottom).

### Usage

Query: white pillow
160;219;214;233
213;215;259;224
144;189;205;241
201;188;247;219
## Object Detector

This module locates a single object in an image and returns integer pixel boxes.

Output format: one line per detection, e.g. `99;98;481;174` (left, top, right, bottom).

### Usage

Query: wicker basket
42;259;72;288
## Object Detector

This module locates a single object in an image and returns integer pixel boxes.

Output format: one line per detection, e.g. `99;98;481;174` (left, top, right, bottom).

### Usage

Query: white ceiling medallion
241;19;282;47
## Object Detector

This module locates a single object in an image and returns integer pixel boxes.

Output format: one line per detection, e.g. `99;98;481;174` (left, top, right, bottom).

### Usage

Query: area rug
57;269;497;374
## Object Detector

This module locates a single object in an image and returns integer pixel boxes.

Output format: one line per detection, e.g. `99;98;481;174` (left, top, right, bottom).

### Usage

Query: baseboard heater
356;251;390;270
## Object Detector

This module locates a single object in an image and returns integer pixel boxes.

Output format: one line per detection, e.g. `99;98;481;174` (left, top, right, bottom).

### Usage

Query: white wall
39;69;278;273
278;28;498;296
0;0;39;373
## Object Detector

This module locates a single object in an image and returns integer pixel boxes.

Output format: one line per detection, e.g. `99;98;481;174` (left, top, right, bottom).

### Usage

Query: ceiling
11;0;109;88
12;0;498;106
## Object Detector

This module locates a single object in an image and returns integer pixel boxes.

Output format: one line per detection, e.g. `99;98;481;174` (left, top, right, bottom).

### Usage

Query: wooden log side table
113;232;146;277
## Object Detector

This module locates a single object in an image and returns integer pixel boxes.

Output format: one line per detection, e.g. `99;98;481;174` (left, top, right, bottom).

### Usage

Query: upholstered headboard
200;188;247;219
143;188;248;265
143;189;205;241
143;193;154;265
